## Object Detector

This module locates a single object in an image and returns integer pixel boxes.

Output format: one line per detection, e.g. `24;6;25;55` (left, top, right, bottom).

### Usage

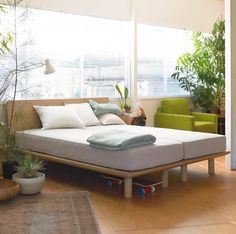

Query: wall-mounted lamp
44;59;55;75
0;58;56;101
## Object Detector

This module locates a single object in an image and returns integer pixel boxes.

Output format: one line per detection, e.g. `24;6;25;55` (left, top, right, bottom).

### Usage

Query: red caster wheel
138;186;155;196
112;179;122;185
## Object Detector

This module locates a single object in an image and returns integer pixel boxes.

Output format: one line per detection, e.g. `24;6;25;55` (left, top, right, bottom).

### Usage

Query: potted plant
0;2;22;178
211;93;220;114
0;1;54;178
12;154;45;195
171;19;225;112
115;83;131;112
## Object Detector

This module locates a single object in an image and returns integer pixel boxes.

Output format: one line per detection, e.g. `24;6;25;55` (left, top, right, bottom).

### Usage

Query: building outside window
0;9;130;99
138;24;193;97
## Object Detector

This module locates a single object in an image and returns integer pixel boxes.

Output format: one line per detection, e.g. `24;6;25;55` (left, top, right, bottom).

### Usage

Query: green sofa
154;98;218;133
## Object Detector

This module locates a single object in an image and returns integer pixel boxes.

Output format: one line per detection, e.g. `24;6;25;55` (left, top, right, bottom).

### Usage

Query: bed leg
208;158;215;175
181;164;188;182
124;177;132;198
162;170;168;188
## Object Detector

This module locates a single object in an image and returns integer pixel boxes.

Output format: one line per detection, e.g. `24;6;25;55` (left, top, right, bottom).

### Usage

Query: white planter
12;172;45;195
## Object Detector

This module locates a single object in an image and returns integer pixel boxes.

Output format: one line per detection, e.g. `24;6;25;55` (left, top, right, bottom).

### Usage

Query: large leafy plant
171;19;225;112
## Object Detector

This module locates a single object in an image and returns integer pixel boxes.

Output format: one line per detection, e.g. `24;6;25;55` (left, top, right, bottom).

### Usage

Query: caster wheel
105;180;113;187
111;179;120;185
138;188;146;196
150;187;155;192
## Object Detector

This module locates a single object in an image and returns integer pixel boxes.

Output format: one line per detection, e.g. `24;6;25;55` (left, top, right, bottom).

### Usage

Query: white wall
136;0;224;32
140;99;162;126
225;0;236;169
27;0;131;21
27;0;224;32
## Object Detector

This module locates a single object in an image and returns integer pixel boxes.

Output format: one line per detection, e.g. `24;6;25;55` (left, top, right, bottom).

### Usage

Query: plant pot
1;161;18;180
12;172;45;195
220;108;225;116
124;106;131;113
210;108;220;114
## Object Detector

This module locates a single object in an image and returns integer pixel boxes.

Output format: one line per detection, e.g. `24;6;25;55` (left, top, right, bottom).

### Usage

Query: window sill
137;95;191;100
110;95;190;101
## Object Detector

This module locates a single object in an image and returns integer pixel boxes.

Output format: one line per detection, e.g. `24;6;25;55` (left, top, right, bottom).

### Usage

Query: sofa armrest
191;112;217;123
154;112;195;131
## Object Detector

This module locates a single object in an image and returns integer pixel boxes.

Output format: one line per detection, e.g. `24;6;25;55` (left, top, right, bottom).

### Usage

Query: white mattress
16;126;183;171
92;125;225;160
157;127;226;159
16;125;226;171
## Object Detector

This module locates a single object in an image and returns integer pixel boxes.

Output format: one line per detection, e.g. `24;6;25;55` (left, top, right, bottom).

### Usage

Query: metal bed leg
208;158;215;175
181;164;188;182
162;170;168;188
124;177;132;198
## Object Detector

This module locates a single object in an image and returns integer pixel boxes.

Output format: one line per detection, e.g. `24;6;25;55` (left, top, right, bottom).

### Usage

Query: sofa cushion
161;98;191;115
194;121;216;133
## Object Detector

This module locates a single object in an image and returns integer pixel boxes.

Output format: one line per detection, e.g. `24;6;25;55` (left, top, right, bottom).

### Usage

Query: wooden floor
43;157;236;234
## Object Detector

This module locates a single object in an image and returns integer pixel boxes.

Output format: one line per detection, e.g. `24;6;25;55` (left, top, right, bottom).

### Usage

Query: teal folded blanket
87;130;156;151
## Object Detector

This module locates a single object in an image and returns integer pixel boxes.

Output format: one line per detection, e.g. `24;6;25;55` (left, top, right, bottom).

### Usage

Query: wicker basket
0;179;20;201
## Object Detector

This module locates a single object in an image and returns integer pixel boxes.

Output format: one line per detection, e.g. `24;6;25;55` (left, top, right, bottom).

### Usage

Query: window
1;7;194;100
7;9;130;99
137;24;192;97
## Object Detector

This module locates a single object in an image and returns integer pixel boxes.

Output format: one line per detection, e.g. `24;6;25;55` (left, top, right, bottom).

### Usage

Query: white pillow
98;113;126;125
33;106;85;130
66;103;101;127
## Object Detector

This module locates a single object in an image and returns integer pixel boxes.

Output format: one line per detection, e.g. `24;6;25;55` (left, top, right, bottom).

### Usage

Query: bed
7;98;228;198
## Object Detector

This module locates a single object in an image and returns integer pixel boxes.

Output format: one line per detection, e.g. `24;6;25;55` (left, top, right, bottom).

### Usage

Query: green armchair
154;98;218;133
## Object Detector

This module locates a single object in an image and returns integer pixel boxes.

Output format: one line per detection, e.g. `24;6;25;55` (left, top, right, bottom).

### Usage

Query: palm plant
16;154;45;178
0;121;16;161
0;121;17;179
0;1;24;170
0;4;16;174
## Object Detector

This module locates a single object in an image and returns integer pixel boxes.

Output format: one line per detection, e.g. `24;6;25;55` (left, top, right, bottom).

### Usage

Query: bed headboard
6;97;109;131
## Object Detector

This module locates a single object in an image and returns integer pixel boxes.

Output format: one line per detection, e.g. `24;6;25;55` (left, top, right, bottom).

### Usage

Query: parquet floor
43;157;236;234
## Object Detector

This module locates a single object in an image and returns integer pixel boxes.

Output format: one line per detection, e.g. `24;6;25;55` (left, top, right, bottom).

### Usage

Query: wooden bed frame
6;98;229;198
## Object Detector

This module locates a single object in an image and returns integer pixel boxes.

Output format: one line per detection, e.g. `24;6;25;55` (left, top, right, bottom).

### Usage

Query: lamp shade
44;59;55;74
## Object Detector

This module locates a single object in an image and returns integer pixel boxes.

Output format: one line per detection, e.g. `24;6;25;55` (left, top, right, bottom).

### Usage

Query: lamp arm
0;59;54;102
14;62;45;73
17;59;54;74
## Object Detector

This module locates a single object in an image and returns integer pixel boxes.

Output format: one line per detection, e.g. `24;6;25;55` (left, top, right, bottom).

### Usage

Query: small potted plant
12;154;45;195
115;83;131;113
